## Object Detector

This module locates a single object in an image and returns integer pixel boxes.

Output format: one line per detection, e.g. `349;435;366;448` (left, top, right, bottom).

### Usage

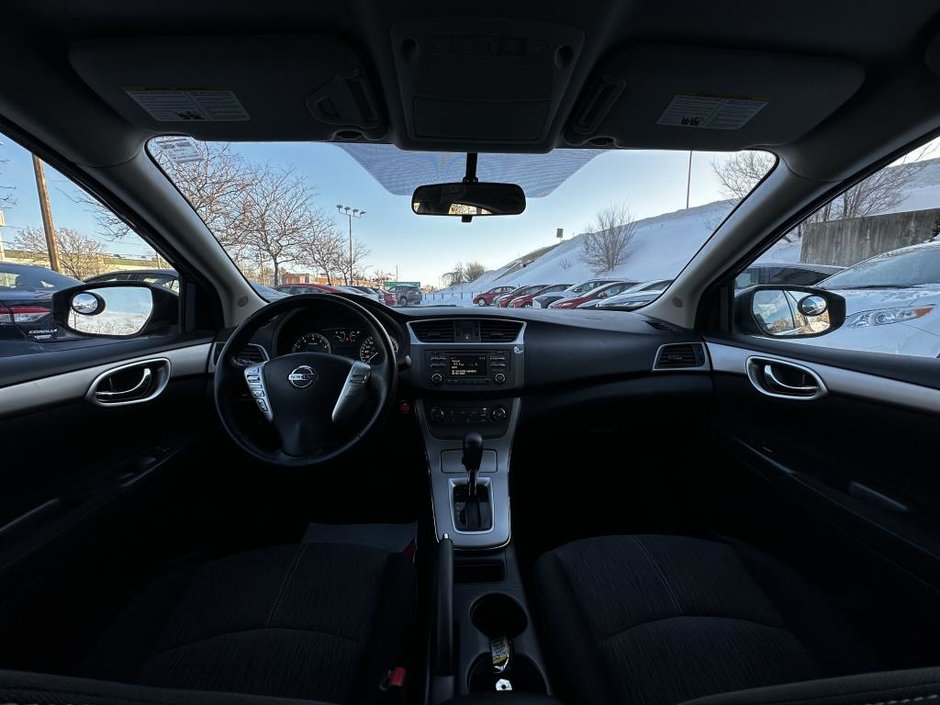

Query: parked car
472;285;517;306
588;279;675;309
735;262;844;289
496;284;547;307
348;285;386;303
0;262;81;341
509;283;572;308
391;284;423;306
273;282;341;295
548;280;635;309
533;278;622;308
787;242;940;357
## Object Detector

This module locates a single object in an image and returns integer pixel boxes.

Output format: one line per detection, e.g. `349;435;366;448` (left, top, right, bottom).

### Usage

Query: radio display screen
448;354;488;377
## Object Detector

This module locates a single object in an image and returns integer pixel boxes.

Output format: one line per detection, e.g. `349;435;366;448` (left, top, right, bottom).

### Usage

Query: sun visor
69;36;386;141
390;18;584;151
566;45;864;150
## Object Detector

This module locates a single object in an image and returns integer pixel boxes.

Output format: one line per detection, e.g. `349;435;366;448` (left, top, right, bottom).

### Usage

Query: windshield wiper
827;284;908;290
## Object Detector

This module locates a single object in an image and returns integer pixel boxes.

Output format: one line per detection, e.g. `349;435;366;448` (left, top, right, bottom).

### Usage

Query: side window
0;134;177;358
738;137;940;358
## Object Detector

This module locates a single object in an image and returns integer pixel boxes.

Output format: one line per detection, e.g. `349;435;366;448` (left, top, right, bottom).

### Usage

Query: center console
408;318;525;550
409;319;550;702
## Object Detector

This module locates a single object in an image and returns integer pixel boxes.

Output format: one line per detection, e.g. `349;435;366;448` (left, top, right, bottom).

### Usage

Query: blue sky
0;137;738;286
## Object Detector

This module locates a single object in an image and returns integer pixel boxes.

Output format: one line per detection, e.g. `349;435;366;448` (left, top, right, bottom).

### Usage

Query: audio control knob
491;406;508;422
430;407;445;423
494;372;506;384
430;372;443;384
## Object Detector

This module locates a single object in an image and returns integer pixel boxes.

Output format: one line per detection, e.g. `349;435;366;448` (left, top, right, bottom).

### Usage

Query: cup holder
470;593;528;639
468;655;548;694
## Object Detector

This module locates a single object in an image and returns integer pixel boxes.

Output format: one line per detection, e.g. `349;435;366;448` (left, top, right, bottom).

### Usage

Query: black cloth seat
87;543;415;705
534;535;877;705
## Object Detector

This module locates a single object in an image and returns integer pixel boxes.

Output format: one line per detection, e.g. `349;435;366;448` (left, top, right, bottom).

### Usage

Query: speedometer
359;335;399;364
291;332;332;354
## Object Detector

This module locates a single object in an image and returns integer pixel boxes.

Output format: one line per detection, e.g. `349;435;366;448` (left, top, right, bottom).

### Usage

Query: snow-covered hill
431;157;940;304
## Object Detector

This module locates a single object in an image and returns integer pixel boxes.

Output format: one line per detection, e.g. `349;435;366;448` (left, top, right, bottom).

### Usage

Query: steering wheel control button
288;365;318;389
242;363;273;422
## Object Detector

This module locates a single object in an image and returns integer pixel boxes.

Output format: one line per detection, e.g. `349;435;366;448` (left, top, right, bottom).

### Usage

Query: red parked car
548;280;634;309
496;284;548;307
509;283;572;308
472;285;516;307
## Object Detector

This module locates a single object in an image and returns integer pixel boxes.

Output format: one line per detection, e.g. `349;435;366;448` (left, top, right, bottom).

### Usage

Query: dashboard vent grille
212;342;269;368
653;343;706;370
479;320;523;342
412;320;456;343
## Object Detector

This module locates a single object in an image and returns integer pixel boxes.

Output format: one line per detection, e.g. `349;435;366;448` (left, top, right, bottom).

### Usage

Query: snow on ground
424;158;940;307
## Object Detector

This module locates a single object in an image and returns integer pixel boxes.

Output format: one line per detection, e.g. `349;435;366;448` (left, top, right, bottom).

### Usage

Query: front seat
86;543;415;705
534;535;877;705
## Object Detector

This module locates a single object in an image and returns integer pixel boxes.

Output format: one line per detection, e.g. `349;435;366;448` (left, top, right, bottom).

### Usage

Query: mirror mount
461;152;479;222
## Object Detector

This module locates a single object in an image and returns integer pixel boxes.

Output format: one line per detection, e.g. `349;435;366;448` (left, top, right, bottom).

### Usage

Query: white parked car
590;279;674;309
796;242;940;357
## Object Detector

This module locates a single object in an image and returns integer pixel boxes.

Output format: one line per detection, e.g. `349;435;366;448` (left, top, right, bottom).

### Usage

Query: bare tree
14;226;104;279
334;240;371;285
241;164;319;285
465;261;486;283
712;152;776;201
73;142;255;265
581;203;637;273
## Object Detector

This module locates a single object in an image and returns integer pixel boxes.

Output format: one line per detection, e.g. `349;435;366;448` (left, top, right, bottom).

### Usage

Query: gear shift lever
462;431;483;498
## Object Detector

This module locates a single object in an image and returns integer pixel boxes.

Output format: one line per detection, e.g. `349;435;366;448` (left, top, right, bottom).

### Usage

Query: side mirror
52;282;179;338
734;285;846;338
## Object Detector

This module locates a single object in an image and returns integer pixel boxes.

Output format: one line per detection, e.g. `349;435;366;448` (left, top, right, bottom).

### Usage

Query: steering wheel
214;294;397;467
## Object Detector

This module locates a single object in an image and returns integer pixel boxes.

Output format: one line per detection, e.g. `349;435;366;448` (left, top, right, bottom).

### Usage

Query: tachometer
359;335;399;364
291;332;332;354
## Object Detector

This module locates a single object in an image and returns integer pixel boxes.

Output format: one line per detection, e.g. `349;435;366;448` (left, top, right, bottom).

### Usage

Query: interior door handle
87;358;171;406
763;365;819;394
95;367;152;400
746;356;827;401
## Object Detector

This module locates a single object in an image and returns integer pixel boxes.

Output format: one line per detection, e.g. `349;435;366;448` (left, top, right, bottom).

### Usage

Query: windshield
148;139;773;307
820;247;940;289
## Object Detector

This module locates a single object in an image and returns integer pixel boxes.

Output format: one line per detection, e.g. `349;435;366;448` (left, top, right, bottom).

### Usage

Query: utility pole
32;155;61;271
0;211;5;262
685;150;693;209
336;204;366;285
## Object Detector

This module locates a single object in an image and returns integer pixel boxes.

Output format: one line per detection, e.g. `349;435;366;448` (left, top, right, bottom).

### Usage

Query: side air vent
211;342;269;370
479;320;523;343
646;320;679;332
653;343;707;370
412;320;456;343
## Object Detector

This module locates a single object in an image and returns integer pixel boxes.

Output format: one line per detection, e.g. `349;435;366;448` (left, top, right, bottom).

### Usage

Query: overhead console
69;35;385;142
566;44;865;150
390;18;584;152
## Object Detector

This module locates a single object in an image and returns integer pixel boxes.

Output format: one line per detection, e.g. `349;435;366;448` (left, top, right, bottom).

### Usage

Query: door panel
705;336;940;667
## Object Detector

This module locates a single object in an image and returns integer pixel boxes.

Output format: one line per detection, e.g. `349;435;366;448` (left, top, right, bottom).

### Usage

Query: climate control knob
494;372;506;384
430;372;443;384
491;406;508;422
430;407;445;423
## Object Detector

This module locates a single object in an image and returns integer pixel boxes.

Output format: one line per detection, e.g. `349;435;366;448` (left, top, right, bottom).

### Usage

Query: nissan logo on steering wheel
288;365;318;389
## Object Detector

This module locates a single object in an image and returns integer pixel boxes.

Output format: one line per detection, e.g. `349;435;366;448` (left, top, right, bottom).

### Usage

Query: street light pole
336;204;366;285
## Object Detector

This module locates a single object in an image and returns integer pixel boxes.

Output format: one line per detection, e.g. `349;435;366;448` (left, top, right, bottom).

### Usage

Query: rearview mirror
412;182;526;219
734;285;846;338
53;282;179;338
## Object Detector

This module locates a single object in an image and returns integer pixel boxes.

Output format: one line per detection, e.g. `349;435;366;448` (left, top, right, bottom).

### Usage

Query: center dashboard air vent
479;320;523;343
653;343;707;370
411;320;456;343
